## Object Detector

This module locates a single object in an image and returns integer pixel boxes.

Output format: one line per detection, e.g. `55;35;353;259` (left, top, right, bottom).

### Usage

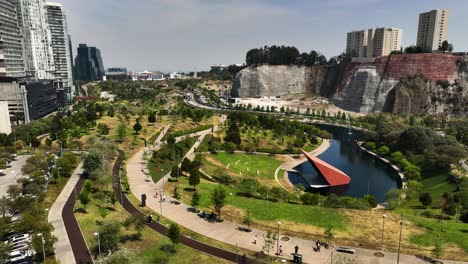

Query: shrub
377;146;390;157
300;193;321;206
363;194;378;208
364;142;377;151
419;192;432;207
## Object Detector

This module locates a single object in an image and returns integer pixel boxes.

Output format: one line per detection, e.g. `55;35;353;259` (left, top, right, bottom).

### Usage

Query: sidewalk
48;163;83;264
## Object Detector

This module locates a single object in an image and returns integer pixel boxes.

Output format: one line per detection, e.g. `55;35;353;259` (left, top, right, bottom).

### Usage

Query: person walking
294;245;299;254
253;235;257;244
279;245;283;256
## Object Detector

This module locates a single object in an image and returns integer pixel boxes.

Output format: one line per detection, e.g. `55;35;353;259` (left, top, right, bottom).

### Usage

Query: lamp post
44;208;49;223
380;214;387;250
159;189;163;216
230;193;233;223
397;216;403;264
266;185;270;218
94;232;101;260
276;222;281;256
37;233;46;260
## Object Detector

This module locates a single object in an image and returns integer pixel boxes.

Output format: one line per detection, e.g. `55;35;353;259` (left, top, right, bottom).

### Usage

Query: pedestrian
294;245;299;254
154;192;158;199
163;195;166;202
253;235;257;244
279;245;283;256
148;214;152;223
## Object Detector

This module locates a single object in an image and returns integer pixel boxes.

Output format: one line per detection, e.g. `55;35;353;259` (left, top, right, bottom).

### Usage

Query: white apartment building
14;0;55;80
346;28;402;58
0;0;25;78
0;101;11;134
416;9;449;52
45;2;73;88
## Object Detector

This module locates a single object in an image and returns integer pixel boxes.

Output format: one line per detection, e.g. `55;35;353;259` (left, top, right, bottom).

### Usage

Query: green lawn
205;152;283;180
75;183;230;263
148;137;197;183
406;174;457;207
176;178;348;231
405;213;468;253
400;174;468;255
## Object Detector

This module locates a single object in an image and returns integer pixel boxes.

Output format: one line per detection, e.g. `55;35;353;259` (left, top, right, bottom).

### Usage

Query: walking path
49;162;93;264
127;128;468;264
276;139;331;190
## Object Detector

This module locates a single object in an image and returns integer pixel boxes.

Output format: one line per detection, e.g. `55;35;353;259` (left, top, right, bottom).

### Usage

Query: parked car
6;250;32;263
11;242;30;252
10;234;31;244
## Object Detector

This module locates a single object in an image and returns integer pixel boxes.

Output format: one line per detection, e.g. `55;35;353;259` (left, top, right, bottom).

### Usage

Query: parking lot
0;155;30;197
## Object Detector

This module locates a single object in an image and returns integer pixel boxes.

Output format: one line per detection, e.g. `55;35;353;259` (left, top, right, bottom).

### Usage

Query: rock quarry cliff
232;54;468;115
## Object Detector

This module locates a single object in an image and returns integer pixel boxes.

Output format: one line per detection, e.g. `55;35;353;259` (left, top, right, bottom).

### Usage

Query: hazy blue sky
60;0;468;72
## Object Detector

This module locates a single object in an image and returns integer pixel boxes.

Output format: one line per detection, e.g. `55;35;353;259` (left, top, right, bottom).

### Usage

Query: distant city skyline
59;0;468;72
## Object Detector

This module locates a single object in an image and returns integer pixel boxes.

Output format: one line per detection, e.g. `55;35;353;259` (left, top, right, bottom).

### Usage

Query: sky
60;0;468;73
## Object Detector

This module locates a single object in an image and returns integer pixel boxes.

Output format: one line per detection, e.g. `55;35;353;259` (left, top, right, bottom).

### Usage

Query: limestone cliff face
232;54;468;115
231;65;327;97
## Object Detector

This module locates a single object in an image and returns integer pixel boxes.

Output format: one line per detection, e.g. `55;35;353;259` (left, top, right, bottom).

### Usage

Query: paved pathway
127;122;466;264
49;162;93;264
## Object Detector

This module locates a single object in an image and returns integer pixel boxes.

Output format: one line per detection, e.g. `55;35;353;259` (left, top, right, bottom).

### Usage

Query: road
0;155;30;197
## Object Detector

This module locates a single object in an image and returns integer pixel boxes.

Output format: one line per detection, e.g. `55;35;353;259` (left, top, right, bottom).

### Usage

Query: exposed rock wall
232;54;468;115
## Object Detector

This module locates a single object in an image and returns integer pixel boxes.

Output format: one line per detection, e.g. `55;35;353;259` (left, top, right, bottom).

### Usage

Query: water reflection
289;125;401;202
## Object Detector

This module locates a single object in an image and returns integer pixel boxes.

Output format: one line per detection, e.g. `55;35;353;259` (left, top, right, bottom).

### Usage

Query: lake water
288;124;401;202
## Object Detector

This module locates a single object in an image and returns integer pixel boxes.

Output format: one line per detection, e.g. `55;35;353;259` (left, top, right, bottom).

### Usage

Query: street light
159;189;163;216
94;232;101;260
44;208;49;223
37;233;45;260
397;215;403;264
380;214;387;250
266;185;270;218
276;222;281;256
230;193;233;223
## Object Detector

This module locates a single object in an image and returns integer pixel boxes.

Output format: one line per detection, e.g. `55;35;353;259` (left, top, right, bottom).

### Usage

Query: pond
288;124;401;202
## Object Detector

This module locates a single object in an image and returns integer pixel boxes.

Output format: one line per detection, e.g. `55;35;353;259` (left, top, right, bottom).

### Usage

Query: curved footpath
49;163;93;264
276;139;331;190
113;152;245;263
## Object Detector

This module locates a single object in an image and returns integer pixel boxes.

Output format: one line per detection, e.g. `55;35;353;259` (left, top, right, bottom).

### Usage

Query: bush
419;192;432;207
377;146;390;157
363;194;378;208
300;193;321;206
364;142;377;151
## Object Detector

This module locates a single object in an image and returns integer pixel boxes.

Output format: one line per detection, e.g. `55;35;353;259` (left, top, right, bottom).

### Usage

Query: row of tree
246;45;328;66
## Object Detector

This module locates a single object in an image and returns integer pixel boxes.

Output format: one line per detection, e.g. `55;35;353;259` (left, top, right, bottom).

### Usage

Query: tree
419;192;432;208
262;231;277;255
0;243;12;264
385;189;401;210
243;210;252;230
133;121;142;135
300;193;321;206
148;112;157;123
79;190;90;209
438;40;451;53
83;151;102;175
239;178;258;197
377;146;390;157
191;191;200;209
117;122;127;141
189;168;200;190
167;223;180;245
170;165;181;180
324;224;335;244
363;194;378;208
211;185;227;220
0;196;10;218
432;235;444;260
98;221;122;254
99;206;109;219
